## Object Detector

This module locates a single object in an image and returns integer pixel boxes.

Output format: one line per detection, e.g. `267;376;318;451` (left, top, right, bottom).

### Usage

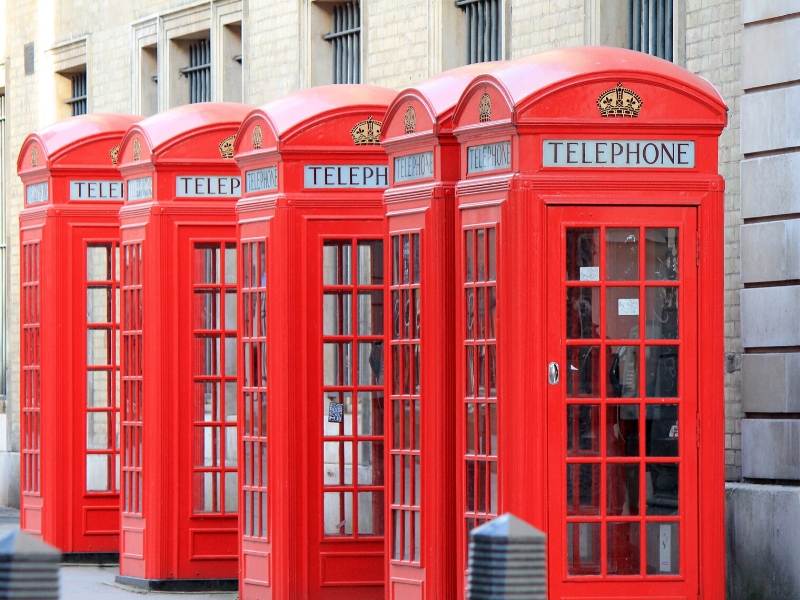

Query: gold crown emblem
403;105;416;134
351;116;382;145
597;83;643;118
109;144;120;166
132;138;141;161
478;92;492;123
30;147;39;168
252;125;263;149
219;135;236;159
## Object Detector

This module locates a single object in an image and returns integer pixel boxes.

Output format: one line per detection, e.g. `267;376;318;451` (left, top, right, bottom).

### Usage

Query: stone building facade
0;0;794;597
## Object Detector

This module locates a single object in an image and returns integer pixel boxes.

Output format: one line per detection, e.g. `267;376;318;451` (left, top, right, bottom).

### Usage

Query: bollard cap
0;529;60;562
470;513;546;544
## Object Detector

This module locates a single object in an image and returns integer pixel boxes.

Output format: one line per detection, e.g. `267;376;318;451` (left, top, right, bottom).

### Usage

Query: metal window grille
68;71;87;116
182;38;211;104
628;0;673;61
324;2;361;84
457;0;502;64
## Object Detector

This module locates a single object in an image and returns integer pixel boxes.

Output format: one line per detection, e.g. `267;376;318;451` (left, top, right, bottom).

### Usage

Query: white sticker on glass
618;298;639;316
659;524;672;573
579;266;599;281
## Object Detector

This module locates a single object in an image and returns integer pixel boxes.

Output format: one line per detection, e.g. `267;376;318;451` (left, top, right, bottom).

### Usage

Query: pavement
0;507;237;599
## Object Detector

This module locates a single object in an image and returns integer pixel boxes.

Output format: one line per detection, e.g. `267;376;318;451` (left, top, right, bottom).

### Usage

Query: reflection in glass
646;404;679;457
646;228;679;280
647;522;679;574
567;522;601;575
646;287;678;339
566;404;599;456
566;346;600;397
87;371;110;407
358;441;384;485
606;287;639;339
323;293;352;335
87;287;111;323
646;345;679;397
86;412;110;449
323;242;352;285
607;463;639;515
87;329;111;366
608;522;641;575
606;404;639;456
465;230;475;282
357;391;384;435
358;491;384;535
358;292;384;335
87;245;111;281
567;463;600;515
358;342;383;385
86;454;110;491
567;228;600;281
324;491;353;536
323;441;353;485
358;240;383;285
607;346;639;398
323;342;352;386
646;463;678;515
606;228;639;281
566;287;600;338
194;245;219;284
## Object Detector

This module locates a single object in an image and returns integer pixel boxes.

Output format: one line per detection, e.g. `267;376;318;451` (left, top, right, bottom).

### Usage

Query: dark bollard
0;529;60;599
467;513;546;600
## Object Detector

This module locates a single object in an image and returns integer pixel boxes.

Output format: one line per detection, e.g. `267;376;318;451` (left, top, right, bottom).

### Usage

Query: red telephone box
114;103;251;589
451;47;727;599
16;114;141;557
232;84;394;600
379;63;505;600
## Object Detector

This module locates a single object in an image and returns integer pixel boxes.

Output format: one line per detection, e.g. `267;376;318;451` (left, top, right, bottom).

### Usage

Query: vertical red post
16;115;140;558
115;103;250;590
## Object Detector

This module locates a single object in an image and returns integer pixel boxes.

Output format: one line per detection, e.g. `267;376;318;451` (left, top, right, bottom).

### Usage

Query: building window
324;2;361;84
181;38;211;104
140;45;158;116
457;0;502;64
628;0;673;61
221;21;243;102
67;70;87;116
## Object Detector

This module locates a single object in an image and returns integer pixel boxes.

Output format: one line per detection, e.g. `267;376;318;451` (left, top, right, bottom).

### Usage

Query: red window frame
462;226;499;549
21;241;41;496
121;242;143;515
320;238;385;539
389;232;421;563
191;242;238;515
241;239;268;539
85;242;121;494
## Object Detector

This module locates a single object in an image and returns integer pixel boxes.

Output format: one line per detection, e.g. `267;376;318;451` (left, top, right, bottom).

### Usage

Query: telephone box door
310;221;386;600
546;205;698;599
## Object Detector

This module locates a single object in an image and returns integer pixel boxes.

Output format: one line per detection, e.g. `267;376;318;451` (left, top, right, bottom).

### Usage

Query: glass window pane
566;346;600;397
647;522;680;574
608;522;641;575
324;491;353;536
87;412;110;449
358;292;384;335
195;382;218;421
607;463;639;515
323;242;351;285
358;441;384;485
323;441;352;485
87;329;111;366
225;427;237;467
646;228;679;280
358;240;383;285
87;371;110;407
567;287;600;339
323;293;352;335
357;391;383;435
606;228;639;281
225;471;237;512
193;472;220;513
87;287;111;323
412;234;420;284
607;346;639;398
86;454;110;491
87;245;111;281
566;404;600;457
566;228;599;281
225;382;237;421
646;463;678;515
224;246;237;284
225;291;237;330
476;229;486;281
358;342;383;385
194;245;220;284
194;292;220;330
646;287;678;339
646;346;679;397
465;230;475;283
567;522;600;575
392;236;400;285
606;287;639;339
358;491;384;535
607;404;639;456
323;343;351;386
646;404;679;457
197;337;220;375
567;463;600;515
487;228;496;281
324;392;352;436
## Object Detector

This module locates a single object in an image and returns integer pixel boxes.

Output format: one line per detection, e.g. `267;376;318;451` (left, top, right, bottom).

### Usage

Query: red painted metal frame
16;114;141;554
232;84;395;600
115;103;251;584
449;47;727;600
380;63;506;600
